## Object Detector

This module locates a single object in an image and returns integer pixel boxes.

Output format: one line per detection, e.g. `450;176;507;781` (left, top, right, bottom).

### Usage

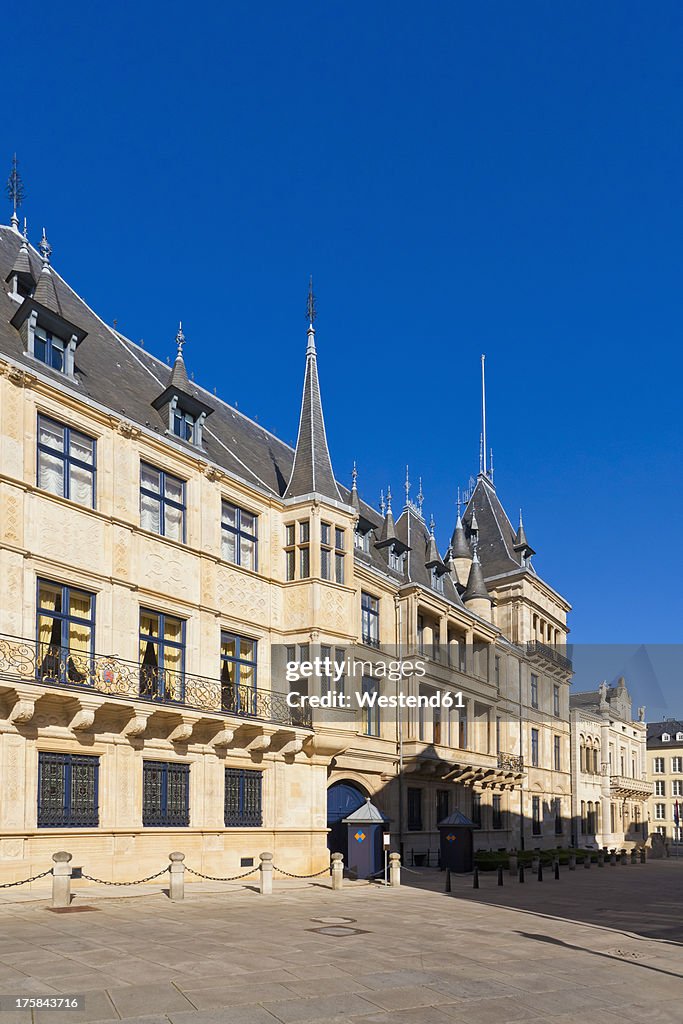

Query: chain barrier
0;869;53;889
272;865;331;879
184;866;259;882
79;868;168;886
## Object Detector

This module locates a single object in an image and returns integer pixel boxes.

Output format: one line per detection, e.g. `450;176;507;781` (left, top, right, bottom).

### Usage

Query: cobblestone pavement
0;863;681;1023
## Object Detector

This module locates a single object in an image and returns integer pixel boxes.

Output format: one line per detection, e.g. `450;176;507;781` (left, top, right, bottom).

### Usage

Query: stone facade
647;720;683;844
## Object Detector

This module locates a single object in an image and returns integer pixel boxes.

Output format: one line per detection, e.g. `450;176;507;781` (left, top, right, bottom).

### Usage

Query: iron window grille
492;794;503;830
221;501;258;571
531;728;539;767
37;415;96;508
361;592;379;647
532;795;542;835
143;761;190;826
140;462;186;542
36;580;95;685
407;787;423;831
471;792;482;828
37;751;99;827
220;632;257;715
224;767;263;827
139;610;185;702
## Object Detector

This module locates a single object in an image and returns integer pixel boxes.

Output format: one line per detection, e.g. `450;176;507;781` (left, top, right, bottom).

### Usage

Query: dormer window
34;326;66;372
152;325;213;450
172;404;197;444
431;566;445;593
11;300;85;379
389;546;405;572
662;733;671;742
354;529;370;553
677;733;683;742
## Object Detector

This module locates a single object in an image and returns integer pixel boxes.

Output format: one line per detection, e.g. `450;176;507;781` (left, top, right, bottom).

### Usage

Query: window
655;780;666;796
320;646;345;697
431;568;444;594
673;780;683;796
361;676;380;736
580;800;586;834
321;522;332;580
436;789;449;824
662;733;671;742
284;521;310;580
655;825;667;837
143;761;189;826
673;758;683;773
37;416;96;507
34;325;67;372
553;684;560;717
530;673;539;709
36;580;94;684
655;803;666;820
494;656;501;691
532;795;541;835
285;524;296;580
553;734;561;771
299;520;310;578
172;407;195;443
531;728;539;767
459;641;467;673
139;610;185;702
354;529;370;553
335;528;345;584
654;757;665;773
471;792;481;828
459;707;468;749
37;752;98;827
407;788;423;830
361;592;379;647
221;633;257;714
492;794;503;830
417;615;425;655
225;768;262;826
554;798;563;835
388;546;404;572
222;502;258;571
140;463;185;541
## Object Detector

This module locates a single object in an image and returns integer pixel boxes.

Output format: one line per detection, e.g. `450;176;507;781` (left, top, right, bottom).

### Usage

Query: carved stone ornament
122;714;150;738
168;718;195;743
8;699;35;724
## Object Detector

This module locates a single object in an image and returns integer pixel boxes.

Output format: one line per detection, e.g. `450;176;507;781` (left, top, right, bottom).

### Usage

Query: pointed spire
33;230;62;313
425;515;441;567
379;489;386;517
404;465;410;505
6;154;25;232
349;462;362;514
168;321;192;391
377;486;398;546
480;354;487;476
39;227;52;266
450;512;471;560
463;548;491;605
513;508;535;561
284;281;341;502
416;477;424;517
5;217;33;289
387;485;393;514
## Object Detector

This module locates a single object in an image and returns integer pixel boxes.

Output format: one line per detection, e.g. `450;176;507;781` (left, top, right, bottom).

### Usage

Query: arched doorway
327;781;367;859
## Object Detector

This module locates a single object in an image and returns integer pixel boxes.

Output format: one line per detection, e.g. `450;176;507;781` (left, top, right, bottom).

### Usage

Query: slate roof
342;797;389;824
647;721;683;747
462;474;531;579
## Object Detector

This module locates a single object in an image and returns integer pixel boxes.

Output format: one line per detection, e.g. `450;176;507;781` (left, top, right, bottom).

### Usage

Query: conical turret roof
463;550;491;604
450;513;471;560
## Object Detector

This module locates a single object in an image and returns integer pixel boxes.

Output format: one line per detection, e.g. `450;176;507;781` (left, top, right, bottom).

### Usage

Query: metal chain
184;865;259;882
0;869;53;889
79;868;168;886
272;865;330;879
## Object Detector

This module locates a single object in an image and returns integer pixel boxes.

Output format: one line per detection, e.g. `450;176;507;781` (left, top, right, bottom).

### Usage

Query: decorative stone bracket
8;688;36;725
168;717;195;743
70;699;105;732
122;712;152;738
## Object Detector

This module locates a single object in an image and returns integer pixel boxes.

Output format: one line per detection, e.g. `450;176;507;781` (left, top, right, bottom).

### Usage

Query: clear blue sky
6;1;682;646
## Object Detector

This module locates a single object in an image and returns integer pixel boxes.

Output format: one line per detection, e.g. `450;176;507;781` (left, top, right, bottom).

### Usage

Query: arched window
595;803;601;832
580;800;586;834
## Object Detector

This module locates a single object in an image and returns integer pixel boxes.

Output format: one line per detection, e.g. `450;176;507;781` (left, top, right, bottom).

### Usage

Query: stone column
331;852;344;890
389;852;401;887
169;852;185;901
51;851;72;908
259;851;273;895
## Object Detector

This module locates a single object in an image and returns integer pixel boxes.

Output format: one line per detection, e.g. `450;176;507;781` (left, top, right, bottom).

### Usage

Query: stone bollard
630;849;638;865
531;856;540;875
508;853;518;877
584;853;591;869
445;869;451;893
168;852;185;901
620;850;628;865
610;850;617;866
389;852;401;887
497;866;504;886
331;852;344;891
665;842;671;858
473;867;479;889
51;852;72;908
259;852;273;895
640;847;647;864
568;854;576;871
554;860;560;880
597;850;605;867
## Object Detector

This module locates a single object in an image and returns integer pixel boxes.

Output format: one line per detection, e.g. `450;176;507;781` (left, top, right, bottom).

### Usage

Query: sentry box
437;809;476;873
342;797;390;879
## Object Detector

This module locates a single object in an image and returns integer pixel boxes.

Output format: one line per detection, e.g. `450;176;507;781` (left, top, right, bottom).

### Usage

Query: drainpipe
395;595;404;860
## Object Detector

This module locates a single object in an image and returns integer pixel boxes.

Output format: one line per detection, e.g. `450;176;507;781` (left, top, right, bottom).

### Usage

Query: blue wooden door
327;782;366;861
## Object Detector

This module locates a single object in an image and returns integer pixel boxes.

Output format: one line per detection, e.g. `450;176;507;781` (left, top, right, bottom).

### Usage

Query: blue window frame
530;673;539;709
361;592;379;647
221;501;258;571
34;325;66;372
37;416;96;508
143;761;189;826
139;609;185;702
140;462;185;542
220;632;257;715
225;768;263;826
173;408;195;443
361;676;380;736
36;579;95;685
531;728;539;767
37;752;99;827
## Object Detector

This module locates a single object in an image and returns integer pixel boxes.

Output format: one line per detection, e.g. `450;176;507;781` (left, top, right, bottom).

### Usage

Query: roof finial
22;216;28;242
379;488;386;516
6;154;25;231
417;477;424;516
176;321;185;356
405;465;411;504
351;461;358;491
456;486;462;519
386;485;393;513
306;275;316;327
519;507;523;526
479;433;484;474
39;227;52;266
481;354;487;476
429;513;435;536
489;448;494;484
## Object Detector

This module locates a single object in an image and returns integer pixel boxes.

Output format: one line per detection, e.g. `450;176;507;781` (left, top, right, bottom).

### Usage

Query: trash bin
438;810;475;873
343;798;390;879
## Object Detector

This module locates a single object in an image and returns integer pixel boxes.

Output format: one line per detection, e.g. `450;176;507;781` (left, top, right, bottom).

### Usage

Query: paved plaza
0;862;681;1024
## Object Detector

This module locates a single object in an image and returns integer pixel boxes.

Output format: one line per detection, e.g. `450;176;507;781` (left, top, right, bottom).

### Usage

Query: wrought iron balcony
526;641;572;673
0;634;310;728
498;751;524;773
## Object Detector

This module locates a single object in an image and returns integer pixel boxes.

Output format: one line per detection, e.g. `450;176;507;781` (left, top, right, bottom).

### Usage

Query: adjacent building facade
569;680;651;850
647;721;683;843
0;218;573;884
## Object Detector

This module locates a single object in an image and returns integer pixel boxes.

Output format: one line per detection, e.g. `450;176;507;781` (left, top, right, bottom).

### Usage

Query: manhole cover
308;925;369;936
310;917;357;924
46;906;99;914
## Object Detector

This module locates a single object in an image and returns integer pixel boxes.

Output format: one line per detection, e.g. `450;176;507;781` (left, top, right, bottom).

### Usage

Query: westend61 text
285;690;465;709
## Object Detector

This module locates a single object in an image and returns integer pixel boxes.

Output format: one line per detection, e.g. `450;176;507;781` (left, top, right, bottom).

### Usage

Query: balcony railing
0;634;310;729
526;641;572;673
498;751;524;773
610;774;654;797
